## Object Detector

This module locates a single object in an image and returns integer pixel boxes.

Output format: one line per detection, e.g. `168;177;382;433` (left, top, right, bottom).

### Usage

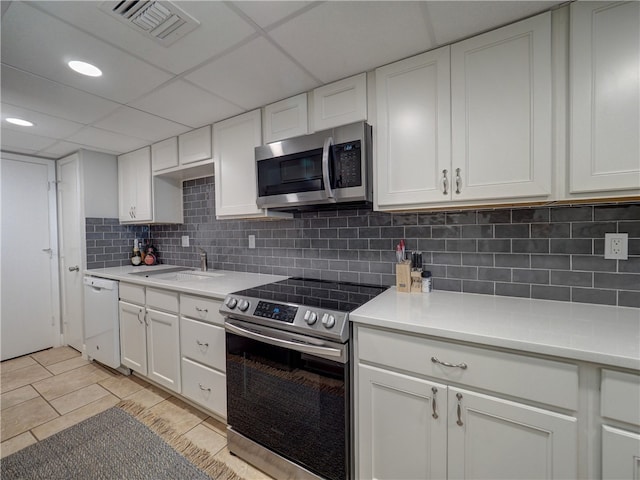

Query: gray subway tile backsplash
85;177;639;308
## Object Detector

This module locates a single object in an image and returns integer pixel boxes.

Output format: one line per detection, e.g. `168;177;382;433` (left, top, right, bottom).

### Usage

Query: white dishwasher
83;276;123;370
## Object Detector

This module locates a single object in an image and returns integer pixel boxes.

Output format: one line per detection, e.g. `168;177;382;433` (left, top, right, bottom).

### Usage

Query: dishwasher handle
83;276;118;291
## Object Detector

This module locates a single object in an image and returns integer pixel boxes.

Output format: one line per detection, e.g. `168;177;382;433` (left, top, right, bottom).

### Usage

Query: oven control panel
221;295;349;342
253;301;297;323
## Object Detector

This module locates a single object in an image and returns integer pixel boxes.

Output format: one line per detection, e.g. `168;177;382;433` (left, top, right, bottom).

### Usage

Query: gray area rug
1;403;243;480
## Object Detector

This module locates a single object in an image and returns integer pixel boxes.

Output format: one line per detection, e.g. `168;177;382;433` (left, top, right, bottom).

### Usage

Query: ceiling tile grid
1;0;561;159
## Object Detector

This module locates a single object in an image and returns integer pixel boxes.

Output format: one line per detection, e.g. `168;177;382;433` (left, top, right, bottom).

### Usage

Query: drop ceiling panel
65;126;149;154
1;2;173;104
129;80;243;128
185;36;319;110
268;2;434;84
31;1;257;75
1;103;85;138
93;106;190;142
1;65;120;124
427;1;558;45
233;1;317;29
38;140;120;158
1;128;58;153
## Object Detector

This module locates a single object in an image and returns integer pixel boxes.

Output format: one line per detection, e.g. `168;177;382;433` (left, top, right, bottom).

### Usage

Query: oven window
226;332;348;480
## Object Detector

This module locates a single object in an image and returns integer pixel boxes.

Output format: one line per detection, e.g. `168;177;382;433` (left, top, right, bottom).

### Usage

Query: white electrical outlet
248;235;256;249
604;233;628;260
181;235;190;247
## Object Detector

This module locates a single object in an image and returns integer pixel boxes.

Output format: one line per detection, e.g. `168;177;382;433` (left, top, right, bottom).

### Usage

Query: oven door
225;318;349;480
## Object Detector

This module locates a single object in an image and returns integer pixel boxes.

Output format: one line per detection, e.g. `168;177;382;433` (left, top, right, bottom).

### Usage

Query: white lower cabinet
118;284;181;394
180;295;227;419
358;364;447;479
355;325;579;479
601;369;640;479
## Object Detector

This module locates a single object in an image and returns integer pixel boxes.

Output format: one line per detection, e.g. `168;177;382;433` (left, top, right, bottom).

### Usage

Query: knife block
395;261;411;292
410;270;423;293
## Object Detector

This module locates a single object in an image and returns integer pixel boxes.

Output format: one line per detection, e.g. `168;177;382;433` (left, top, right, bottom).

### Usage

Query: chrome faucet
199;249;208;271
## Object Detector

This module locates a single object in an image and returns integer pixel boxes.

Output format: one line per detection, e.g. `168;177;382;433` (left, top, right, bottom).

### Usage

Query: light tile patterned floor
0;347;271;479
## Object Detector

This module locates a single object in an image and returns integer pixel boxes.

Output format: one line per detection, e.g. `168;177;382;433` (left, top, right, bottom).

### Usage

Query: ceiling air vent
100;1;200;46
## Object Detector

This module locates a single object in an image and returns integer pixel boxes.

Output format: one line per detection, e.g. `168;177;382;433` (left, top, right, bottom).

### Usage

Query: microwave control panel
334;141;362;188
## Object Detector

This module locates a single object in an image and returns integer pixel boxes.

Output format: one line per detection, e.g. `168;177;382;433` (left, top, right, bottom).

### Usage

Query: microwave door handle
322;136;337;202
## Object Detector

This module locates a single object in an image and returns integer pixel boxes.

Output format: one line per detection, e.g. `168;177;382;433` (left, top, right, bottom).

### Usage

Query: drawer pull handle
431;356;467;370
456;392;464;426
196;340;209;348
198;383;211;392
137;311;144;324
431;387;439;419
442;169;449;195
195;307;209;313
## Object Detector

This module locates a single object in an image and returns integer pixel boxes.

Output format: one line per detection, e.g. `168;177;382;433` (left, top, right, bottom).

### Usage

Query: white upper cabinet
118;146;183;224
375;46;451;208
214;110;290;219
312;73;367;131
179;125;212;165
450;12;552;202
569;1;640;195
263;93;308;143
151;136;178;172
118;147;153;223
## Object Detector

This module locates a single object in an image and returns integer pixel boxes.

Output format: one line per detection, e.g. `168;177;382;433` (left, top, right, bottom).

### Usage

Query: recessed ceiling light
68;60;102;77
6;117;34;127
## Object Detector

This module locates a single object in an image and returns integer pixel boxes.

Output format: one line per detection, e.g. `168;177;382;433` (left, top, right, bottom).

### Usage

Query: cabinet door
118;147;152;222
451;12;552;201
151;137;178;172
357;364;447;480
447;387;577;479
118;301;147;375
312;73;367;131
602;425;640;480
146;308;181;393
570;1;640;194
263;93;308;143
375;47;451;208
213;110;263;218
179;125;212;165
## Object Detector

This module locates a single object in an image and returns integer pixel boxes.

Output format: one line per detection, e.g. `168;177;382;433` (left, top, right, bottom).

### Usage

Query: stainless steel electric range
219;277;388;480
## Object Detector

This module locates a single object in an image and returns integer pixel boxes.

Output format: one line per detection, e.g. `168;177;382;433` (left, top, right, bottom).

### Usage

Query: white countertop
350;288;640;370
84;265;287;300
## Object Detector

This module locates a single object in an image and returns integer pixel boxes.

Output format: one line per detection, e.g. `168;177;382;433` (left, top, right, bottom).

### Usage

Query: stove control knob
225;297;238;309
304;310;318;325
322;313;335;329
238;300;250;312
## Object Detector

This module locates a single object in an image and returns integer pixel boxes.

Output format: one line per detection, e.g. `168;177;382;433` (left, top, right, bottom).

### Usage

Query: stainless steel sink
129;268;224;281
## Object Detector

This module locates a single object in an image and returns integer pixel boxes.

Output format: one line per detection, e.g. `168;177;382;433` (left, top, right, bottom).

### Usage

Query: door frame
1;152;62;352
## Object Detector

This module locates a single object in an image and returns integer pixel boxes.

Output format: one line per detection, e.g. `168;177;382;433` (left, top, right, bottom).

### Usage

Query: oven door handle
225;320;345;361
321;136;336;203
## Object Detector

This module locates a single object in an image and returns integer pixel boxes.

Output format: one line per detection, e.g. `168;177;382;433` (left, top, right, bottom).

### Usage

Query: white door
447;387;578;479
451;12;552;201
119;301;147;374
57;154;84;351
375;46;451;208
1;155;60;360
357;364;447;480
602;425;640;479
146;308;181;393
569;1;640;194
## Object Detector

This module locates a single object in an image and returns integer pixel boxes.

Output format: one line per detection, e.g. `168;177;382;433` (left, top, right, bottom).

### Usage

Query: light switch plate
181;235;190;247
248;235;256;249
604;233;628;260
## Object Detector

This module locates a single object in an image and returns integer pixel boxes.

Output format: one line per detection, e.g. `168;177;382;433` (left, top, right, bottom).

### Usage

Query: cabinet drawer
119;282;145;304
601;369;640;426
357;326;578;410
180;317;225;371
146;288;178;313
180;294;223;326
181;357;226;419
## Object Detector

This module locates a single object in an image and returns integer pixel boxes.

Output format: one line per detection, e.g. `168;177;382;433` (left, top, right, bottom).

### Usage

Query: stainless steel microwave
255;121;372;210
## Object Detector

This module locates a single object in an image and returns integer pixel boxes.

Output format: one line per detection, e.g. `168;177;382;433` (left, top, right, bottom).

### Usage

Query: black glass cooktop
231;277;389;313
